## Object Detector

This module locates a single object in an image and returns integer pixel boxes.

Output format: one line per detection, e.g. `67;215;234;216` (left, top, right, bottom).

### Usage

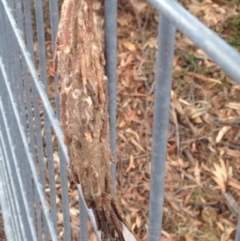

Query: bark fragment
55;1;135;240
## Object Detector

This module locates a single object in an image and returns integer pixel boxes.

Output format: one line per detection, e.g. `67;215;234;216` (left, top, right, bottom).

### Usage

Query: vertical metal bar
3;0;15;95
58;151;72;241
0;56;58;241
0;152;17;241
0;3;32;240
79;191;89;241
77;185;101;241
33;0;59;237
4;5;35;235
0;143;22;241
2;0;99;239
48;0;60;118
57;156;72;240
79;195;89;240
22;0;48;239
4;0;28;196
22;0;46;192
48;0;59;55
10;0;28;132
15;0;37;224
104;0;118;194
0;2;11;81
0;129;28;241
0;97;39;241
147;15;176;241
1;0;69;163
235;217;240;241
0;143;21;241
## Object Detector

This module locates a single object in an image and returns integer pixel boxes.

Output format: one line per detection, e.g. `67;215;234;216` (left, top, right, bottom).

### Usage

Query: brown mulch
113;1;240;241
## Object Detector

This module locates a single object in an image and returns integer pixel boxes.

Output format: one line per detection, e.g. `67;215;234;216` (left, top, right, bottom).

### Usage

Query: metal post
147;14;176;241
104;0;118;194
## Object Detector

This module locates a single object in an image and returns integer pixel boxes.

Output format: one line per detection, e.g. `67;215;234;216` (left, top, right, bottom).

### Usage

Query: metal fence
0;0;239;241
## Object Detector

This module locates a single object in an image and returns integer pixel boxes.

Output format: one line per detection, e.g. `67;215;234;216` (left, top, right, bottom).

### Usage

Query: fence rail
0;0;240;240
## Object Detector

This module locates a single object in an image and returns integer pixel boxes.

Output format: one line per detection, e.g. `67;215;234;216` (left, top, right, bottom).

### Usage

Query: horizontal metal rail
147;0;240;84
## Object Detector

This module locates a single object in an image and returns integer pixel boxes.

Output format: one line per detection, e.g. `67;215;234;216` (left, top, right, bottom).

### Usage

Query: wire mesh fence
0;0;240;241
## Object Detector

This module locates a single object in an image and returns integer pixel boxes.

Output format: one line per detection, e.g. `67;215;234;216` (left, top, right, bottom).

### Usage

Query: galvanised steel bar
0;56;58;241
20;0;46;237
147;0;240;84
6;0;34;205
33;0;59;236
1;0;68;174
147;15;176;241
22;0;46;190
0;1;100;238
77;185;101;240
0;143;22;241
57;146;72;240
79;189;89;241
4;0;18;98
48;1;78;239
0;118;33;241
0;3;11;84
0;11;22;239
48;0;61;123
0;5;33;239
0;136;26;241
236;217;240;241
49;0;61;117
0;167;16;241
5;0;27;165
15;0;38;223
49;0;59;53
0;154;17;241
22;0;48;237
104;0;118;193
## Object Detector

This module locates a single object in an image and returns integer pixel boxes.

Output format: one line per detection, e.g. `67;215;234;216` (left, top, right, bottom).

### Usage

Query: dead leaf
216;126;231;143
135;215;141;228
129;0;148;14
211;158;228;192
184;233;193;241
220;225;235;241
117;18;129;27
143;37;158;49
121;40;136;51
194;162;202;187
228;178;240;191
226;102;240;110
126;155;135;173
